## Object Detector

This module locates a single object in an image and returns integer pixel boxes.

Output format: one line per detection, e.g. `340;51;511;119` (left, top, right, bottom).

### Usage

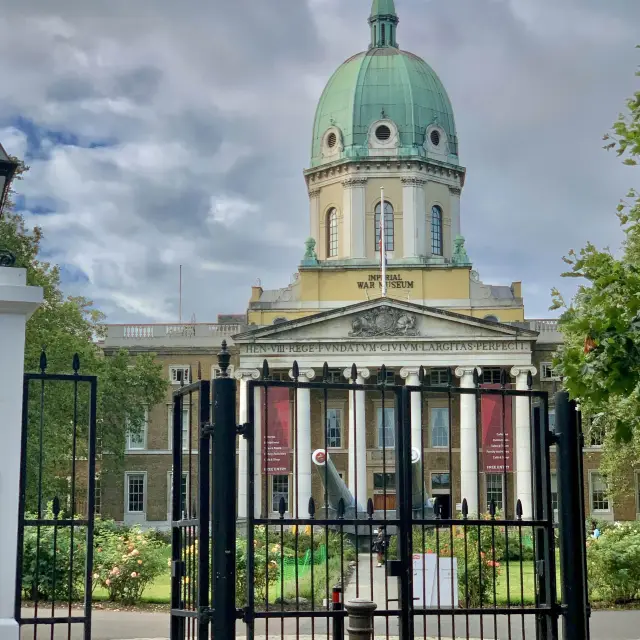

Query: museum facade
100;0;636;527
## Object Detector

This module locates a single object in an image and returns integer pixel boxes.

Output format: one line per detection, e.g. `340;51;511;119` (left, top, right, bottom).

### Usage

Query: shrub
587;523;640;604
93;526;167;604
21;503;87;601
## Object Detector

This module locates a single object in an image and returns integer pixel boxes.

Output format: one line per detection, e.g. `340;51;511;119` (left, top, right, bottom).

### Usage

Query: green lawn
93;549;559;607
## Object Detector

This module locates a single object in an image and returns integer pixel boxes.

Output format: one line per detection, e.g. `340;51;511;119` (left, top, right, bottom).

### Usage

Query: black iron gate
16;352;98;640
170;344;589;640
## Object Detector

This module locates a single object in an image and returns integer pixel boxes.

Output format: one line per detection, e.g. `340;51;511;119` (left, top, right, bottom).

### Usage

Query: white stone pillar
449;187;461;242
400;367;422;453
455;366;481;516
234;369;260;520
309;187;321;242
401;178;426;258
253;385;263;518
344;367;370;509
511;366;537;519
290;368;316;517
342;178;367;258
0;267;43;640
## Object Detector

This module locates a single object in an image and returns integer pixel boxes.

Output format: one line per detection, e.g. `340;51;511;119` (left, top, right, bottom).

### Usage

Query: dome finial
369;0;398;49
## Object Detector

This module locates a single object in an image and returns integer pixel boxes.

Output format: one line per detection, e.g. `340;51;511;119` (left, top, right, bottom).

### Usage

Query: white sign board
412;554;459;608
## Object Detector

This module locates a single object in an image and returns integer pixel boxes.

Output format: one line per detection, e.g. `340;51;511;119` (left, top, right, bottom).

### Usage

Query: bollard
332;585;344;640
345;599;377;640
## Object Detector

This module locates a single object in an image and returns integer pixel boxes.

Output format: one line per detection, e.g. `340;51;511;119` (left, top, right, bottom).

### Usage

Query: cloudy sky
1;0;638;323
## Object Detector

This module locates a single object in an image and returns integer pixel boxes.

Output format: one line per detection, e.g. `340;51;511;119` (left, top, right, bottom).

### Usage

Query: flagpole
381;187;387;297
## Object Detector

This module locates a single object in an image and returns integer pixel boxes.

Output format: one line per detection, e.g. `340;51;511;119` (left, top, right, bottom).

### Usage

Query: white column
400;367;422;453
234;369;260;520
0;267;43;640
343;178;367;258
309;188;321;241
401;178;426;258
449;187;461;241
344;367;370;509
253;385;263;518
455;366;481;516
290;368;316;518
511;366;537;519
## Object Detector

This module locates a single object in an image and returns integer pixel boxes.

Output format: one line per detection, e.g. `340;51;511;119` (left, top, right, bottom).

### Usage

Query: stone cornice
401;178;426;187
342;178;368;188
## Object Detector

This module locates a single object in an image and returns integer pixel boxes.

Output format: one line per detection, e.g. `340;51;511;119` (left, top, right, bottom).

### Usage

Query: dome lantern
369;0;399;49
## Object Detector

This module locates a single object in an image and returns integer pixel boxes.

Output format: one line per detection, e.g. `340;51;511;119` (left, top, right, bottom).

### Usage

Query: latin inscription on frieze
241;341;530;356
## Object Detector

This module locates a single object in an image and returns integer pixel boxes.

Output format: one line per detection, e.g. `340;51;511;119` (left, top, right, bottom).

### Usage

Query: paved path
19;555;640;639
19;607;640;638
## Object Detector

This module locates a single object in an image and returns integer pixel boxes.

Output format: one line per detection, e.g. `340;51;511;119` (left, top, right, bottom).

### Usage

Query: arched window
431;205;443;255
375;201;394;252
381;24;386;45
327;208;338;257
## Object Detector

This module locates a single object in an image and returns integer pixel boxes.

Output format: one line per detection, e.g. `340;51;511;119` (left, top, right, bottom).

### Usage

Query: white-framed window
269;371;289;382
211;365;235;379
271;475;289;513
430;407;450;448
590;472;610;513
431;205;443;256
168;471;190;519
482;368;503;385
94;475;102;516
540;362;560;381
327;208;338;257
376;368;395;385
377;407;395;449
169;365;191;385
126;407;149;451
430;368;450;386
373;472;396;492
126;472;146;514
326;408;343;449
325;369;343;383
431;472;451;492
168;405;191;450
548;409;556;433
486;473;504;512
375;201;394;252
584;415;604;447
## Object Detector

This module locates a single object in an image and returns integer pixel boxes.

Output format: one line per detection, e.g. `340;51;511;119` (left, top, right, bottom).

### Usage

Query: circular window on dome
376;125;392;141
327;132;337;148
430;130;441;147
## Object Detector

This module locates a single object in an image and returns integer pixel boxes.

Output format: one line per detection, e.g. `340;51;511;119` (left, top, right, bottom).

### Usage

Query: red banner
262;387;291;475
481;385;513;473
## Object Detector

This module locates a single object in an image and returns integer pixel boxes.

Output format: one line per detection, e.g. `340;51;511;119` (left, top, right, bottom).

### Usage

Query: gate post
555;390;590;639
211;342;238;638
0;266;42;640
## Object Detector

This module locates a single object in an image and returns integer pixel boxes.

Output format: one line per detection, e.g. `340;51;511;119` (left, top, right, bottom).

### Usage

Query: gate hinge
171;559;184;578
198;607;213;622
201;422;214;438
547;430;558;446
237;607;252;622
536;559;545;578
236;423;250;437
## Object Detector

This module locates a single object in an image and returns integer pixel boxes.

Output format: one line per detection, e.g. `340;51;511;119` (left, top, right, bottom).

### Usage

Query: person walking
373;527;387;567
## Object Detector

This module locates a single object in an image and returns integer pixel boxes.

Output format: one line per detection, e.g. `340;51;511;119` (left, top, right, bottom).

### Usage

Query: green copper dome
310;1;459;168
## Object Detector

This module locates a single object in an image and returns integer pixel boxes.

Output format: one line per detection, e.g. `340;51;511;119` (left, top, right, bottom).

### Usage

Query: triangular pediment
234;299;536;343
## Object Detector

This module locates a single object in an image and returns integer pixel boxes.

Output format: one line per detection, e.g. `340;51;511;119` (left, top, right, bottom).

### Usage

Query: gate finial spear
218;340;231;377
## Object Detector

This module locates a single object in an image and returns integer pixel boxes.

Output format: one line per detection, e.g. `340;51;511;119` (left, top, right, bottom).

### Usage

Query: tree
551;49;640;499
1;158;167;511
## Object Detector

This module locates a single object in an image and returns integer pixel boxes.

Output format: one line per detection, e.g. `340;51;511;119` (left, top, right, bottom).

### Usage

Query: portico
234;298;538;520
